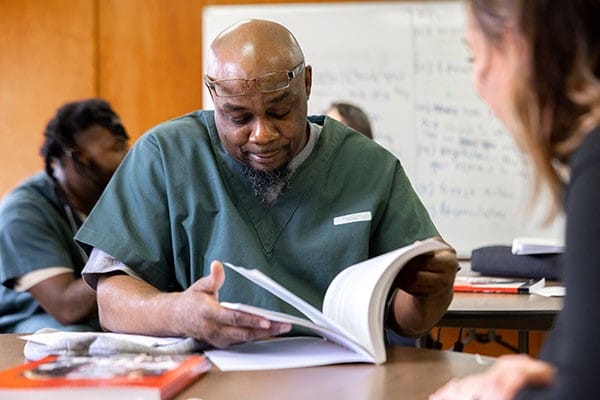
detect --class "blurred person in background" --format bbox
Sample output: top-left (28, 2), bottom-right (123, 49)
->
top-left (431, 1), bottom-right (600, 399)
top-left (0, 98), bottom-right (129, 333)
top-left (325, 101), bottom-right (373, 139)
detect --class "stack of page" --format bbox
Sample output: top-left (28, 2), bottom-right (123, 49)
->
top-left (511, 237), bottom-right (565, 255)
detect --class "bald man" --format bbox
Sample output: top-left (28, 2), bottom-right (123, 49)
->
top-left (78, 20), bottom-right (457, 348)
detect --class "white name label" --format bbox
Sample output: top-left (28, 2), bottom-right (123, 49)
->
top-left (333, 211), bottom-right (372, 226)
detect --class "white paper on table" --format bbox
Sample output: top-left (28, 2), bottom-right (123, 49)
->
top-left (205, 336), bottom-right (372, 371)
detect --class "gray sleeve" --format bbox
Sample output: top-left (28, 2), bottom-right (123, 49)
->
top-left (82, 248), bottom-right (143, 290)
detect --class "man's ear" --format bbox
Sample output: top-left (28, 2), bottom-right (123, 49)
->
top-left (304, 65), bottom-right (313, 100)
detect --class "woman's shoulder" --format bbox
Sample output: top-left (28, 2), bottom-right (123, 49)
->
top-left (570, 125), bottom-right (600, 176)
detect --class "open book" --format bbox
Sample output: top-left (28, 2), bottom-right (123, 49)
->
top-left (204, 238), bottom-right (449, 371)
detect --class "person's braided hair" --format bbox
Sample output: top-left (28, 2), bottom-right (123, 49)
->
top-left (40, 98), bottom-right (129, 187)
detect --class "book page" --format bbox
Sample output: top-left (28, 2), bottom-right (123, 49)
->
top-left (205, 337), bottom-right (372, 371)
top-left (322, 239), bottom-right (448, 363)
top-left (223, 263), bottom-right (356, 341)
top-left (220, 302), bottom-right (370, 359)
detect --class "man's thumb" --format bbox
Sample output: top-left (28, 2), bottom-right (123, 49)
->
top-left (196, 260), bottom-right (225, 295)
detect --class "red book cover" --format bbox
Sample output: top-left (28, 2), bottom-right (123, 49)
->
top-left (453, 277), bottom-right (545, 294)
top-left (0, 353), bottom-right (210, 400)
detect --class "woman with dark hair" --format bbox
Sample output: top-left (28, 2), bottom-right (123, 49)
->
top-left (431, 1), bottom-right (599, 399)
top-left (0, 98), bottom-right (129, 333)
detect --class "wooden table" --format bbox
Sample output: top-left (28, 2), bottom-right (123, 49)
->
top-left (0, 334), bottom-right (493, 400)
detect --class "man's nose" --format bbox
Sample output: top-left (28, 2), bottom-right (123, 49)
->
top-left (251, 118), bottom-right (279, 143)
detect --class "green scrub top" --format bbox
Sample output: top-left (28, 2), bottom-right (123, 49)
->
top-left (77, 111), bottom-right (438, 316)
top-left (0, 173), bottom-right (87, 331)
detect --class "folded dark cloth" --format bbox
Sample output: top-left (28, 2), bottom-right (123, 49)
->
top-left (471, 246), bottom-right (563, 281)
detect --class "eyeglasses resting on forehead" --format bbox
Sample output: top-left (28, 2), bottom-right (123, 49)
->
top-left (204, 62), bottom-right (305, 98)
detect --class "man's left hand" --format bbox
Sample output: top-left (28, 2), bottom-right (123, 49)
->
top-left (395, 246), bottom-right (458, 298)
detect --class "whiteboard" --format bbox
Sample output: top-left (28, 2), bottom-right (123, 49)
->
top-left (202, 1), bottom-right (564, 257)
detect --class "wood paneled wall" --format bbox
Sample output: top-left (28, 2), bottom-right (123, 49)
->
top-left (97, 0), bottom-right (204, 141)
top-left (0, 0), bottom-right (96, 196)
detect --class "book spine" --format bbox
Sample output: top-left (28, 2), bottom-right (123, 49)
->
top-left (453, 286), bottom-right (519, 294)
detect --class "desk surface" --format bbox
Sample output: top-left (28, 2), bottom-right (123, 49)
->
top-left (443, 267), bottom-right (564, 331)
top-left (0, 334), bottom-right (492, 400)
top-left (449, 288), bottom-right (563, 313)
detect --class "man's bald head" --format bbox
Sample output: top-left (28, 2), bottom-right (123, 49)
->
top-left (206, 19), bottom-right (312, 180)
top-left (207, 19), bottom-right (305, 80)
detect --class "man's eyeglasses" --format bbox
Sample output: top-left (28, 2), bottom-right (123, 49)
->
top-left (204, 62), bottom-right (305, 97)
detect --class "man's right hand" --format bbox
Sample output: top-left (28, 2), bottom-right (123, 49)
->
top-left (175, 260), bottom-right (291, 348)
